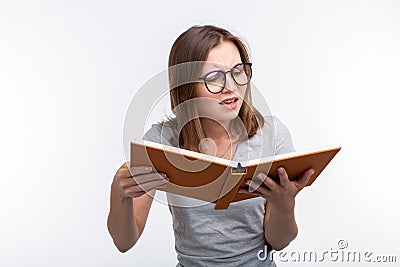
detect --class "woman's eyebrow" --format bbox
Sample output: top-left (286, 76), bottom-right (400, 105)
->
top-left (206, 62), bottom-right (242, 70)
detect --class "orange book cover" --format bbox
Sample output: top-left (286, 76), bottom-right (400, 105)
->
top-left (130, 140), bottom-right (341, 209)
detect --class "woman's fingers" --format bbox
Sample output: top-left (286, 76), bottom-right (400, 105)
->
top-left (293, 168), bottom-right (315, 190)
top-left (250, 173), bottom-right (277, 190)
top-left (129, 166), bottom-right (153, 176)
top-left (114, 164), bottom-right (152, 180)
top-left (244, 173), bottom-right (275, 197)
top-left (238, 187), bottom-right (263, 197)
top-left (119, 172), bottom-right (167, 189)
top-left (115, 165), bottom-right (157, 183)
top-left (241, 168), bottom-right (316, 202)
top-left (114, 162), bottom-right (169, 199)
top-left (277, 167), bottom-right (290, 186)
top-left (125, 178), bottom-right (169, 197)
top-left (131, 172), bottom-right (167, 185)
top-left (259, 173), bottom-right (277, 190)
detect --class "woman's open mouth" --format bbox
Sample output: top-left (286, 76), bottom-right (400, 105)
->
top-left (219, 97), bottom-right (239, 109)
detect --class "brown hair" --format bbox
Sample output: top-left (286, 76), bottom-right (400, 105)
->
top-left (165, 25), bottom-right (264, 150)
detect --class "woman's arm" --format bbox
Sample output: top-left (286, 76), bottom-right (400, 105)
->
top-left (107, 181), bottom-right (151, 252)
top-left (263, 197), bottom-right (297, 250)
top-left (107, 162), bottom-right (168, 252)
top-left (240, 167), bottom-right (314, 250)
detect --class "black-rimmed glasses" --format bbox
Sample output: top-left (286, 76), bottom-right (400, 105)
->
top-left (198, 62), bottom-right (252, 94)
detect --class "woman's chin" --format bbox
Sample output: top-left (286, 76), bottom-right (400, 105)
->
top-left (197, 102), bottom-right (242, 122)
top-left (216, 111), bottom-right (240, 123)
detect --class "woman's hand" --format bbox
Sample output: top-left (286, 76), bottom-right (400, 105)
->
top-left (239, 167), bottom-right (315, 210)
top-left (112, 161), bottom-right (169, 201)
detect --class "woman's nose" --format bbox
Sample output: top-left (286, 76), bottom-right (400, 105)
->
top-left (222, 75), bottom-right (238, 93)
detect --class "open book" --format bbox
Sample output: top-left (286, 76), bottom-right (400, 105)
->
top-left (130, 140), bottom-right (341, 209)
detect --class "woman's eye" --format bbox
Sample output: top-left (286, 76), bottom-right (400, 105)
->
top-left (233, 71), bottom-right (243, 77)
top-left (207, 76), bottom-right (218, 82)
top-left (206, 72), bottom-right (223, 82)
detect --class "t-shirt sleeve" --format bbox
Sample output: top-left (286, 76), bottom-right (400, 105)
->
top-left (141, 123), bottom-right (163, 143)
top-left (141, 122), bottom-right (177, 146)
top-left (273, 116), bottom-right (295, 155)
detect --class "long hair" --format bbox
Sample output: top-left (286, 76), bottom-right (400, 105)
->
top-left (166, 25), bottom-right (264, 150)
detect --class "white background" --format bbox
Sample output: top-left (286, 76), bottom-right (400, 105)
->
top-left (1, 0), bottom-right (399, 266)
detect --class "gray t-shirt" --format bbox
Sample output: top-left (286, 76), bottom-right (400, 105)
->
top-left (142, 116), bottom-right (295, 267)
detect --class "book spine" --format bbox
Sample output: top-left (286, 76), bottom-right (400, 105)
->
top-left (214, 163), bottom-right (247, 210)
top-left (231, 162), bottom-right (247, 174)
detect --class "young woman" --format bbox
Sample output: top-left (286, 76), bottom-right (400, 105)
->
top-left (107, 25), bottom-right (314, 266)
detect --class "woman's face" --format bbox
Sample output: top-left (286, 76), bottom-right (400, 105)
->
top-left (194, 41), bottom-right (247, 124)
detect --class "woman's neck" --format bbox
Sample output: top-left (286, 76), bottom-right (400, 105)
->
top-left (200, 118), bottom-right (232, 141)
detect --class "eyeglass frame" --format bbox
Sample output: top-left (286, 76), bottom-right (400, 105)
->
top-left (197, 62), bottom-right (253, 94)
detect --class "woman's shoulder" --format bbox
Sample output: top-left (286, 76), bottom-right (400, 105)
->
top-left (141, 117), bottom-right (179, 146)
top-left (259, 115), bottom-right (289, 134)
top-left (259, 115), bottom-right (295, 154)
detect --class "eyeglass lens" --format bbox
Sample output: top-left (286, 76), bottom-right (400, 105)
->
top-left (204, 63), bottom-right (251, 93)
